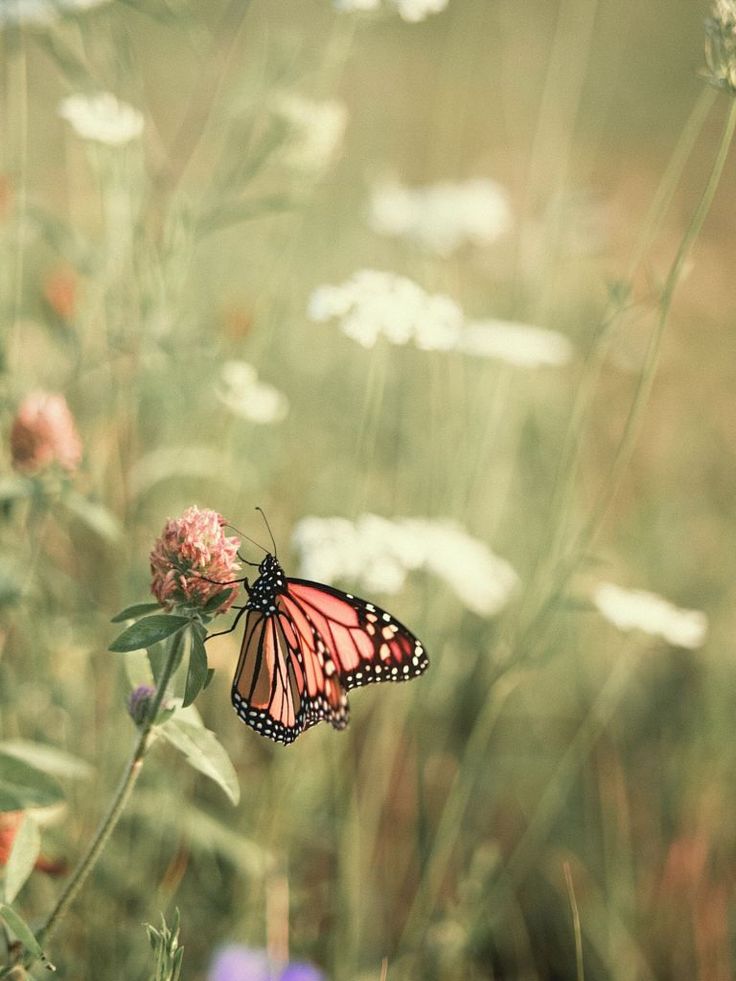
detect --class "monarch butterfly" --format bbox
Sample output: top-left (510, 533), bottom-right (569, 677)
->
top-left (209, 514), bottom-right (429, 745)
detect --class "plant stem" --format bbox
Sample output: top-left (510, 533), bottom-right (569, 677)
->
top-left (21, 629), bottom-right (187, 968)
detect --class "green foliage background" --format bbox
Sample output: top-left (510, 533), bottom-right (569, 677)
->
top-left (2, 0), bottom-right (736, 978)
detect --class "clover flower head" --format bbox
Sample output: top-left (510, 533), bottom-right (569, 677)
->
top-left (10, 391), bottom-right (83, 475)
top-left (149, 506), bottom-right (241, 615)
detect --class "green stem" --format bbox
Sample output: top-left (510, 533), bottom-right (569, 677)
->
top-left (22, 628), bottom-right (187, 968)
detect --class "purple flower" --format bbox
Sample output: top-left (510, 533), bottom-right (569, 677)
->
top-left (208, 946), bottom-right (325, 981)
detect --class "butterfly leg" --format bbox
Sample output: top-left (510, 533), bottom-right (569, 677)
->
top-left (206, 603), bottom-right (249, 641)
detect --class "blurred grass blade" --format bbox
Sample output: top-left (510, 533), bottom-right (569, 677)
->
top-left (0, 741), bottom-right (92, 781)
top-left (4, 815), bottom-right (40, 904)
top-left (0, 753), bottom-right (65, 813)
top-left (62, 491), bottom-right (123, 544)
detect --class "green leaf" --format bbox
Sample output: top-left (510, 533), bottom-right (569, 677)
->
top-left (0, 903), bottom-right (43, 959)
top-left (183, 630), bottom-right (209, 708)
top-left (0, 476), bottom-right (32, 504)
top-left (109, 615), bottom-right (190, 653)
top-left (203, 667), bottom-right (215, 690)
top-left (4, 815), bottom-right (40, 904)
top-left (159, 719), bottom-right (240, 805)
top-left (111, 602), bottom-right (163, 623)
top-left (0, 753), bottom-right (65, 813)
top-left (0, 740), bottom-right (92, 781)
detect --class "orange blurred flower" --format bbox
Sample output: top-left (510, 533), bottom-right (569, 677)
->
top-left (43, 267), bottom-right (78, 321)
top-left (0, 811), bottom-right (66, 877)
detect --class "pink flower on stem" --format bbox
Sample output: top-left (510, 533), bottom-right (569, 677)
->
top-left (149, 505), bottom-right (241, 615)
top-left (10, 392), bottom-right (83, 475)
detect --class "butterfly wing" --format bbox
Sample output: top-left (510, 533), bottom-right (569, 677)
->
top-left (231, 607), bottom-right (348, 745)
top-left (281, 579), bottom-right (429, 691)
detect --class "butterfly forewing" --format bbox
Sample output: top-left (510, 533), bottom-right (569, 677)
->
top-left (282, 579), bottom-right (429, 690)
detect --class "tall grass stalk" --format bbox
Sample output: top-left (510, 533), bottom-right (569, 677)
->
top-left (19, 630), bottom-right (187, 971)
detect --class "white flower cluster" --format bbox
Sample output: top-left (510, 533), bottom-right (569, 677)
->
top-left (216, 361), bottom-right (289, 425)
top-left (593, 582), bottom-right (708, 650)
top-left (308, 269), bottom-right (573, 366)
top-left (334, 0), bottom-right (449, 22)
top-left (58, 92), bottom-right (144, 146)
top-left (369, 178), bottom-right (512, 256)
top-left (457, 320), bottom-right (574, 368)
top-left (292, 514), bottom-right (519, 616)
top-left (0, 0), bottom-right (109, 26)
top-left (274, 95), bottom-right (348, 172)
top-left (308, 270), bottom-right (463, 351)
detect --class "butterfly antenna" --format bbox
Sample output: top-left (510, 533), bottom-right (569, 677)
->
top-left (255, 507), bottom-right (278, 558)
top-left (222, 522), bottom-right (267, 565)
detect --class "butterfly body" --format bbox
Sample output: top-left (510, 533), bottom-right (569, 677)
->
top-left (229, 553), bottom-right (428, 744)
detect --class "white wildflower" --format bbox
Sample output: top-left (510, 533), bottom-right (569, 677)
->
top-left (334, 0), bottom-right (448, 20)
top-left (216, 361), bottom-right (289, 425)
top-left (292, 514), bottom-right (519, 616)
top-left (370, 178), bottom-right (512, 256)
top-left (274, 95), bottom-right (347, 172)
top-left (0, 0), bottom-right (109, 25)
top-left (593, 582), bottom-right (708, 650)
top-left (58, 92), bottom-right (144, 146)
top-left (457, 320), bottom-right (574, 368)
top-left (308, 269), bottom-right (463, 351)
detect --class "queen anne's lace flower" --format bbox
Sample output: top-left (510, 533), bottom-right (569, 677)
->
top-left (456, 320), bottom-right (574, 368)
top-left (274, 95), bottom-right (347, 172)
top-left (10, 392), bottom-right (83, 475)
top-left (59, 92), bottom-right (144, 146)
top-left (370, 178), bottom-right (512, 255)
top-left (308, 270), bottom-right (463, 351)
top-left (216, 361), bottom-right (289, 424)
top-left (293, 514), bottom-right (518, 616)
top-left (149, 506), bottom-right (241, 615)
top-left (334, 0), bottom-right (447, 21)
top-left (0, 0), bottom-right (109, 25)
top-left (593, 582), bottom-right (708, 649)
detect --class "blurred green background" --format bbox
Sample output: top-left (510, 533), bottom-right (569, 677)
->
top-left (2, 0), bottom-right (736, 977)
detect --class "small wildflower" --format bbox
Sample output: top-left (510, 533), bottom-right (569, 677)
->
top-left (334, 0), bottom-right (447, 21)
top-left (127, 685), bottom-right (157, 727)
top-left (593, 582), bottom-right (708, 649)
top-left (293, 514), bottom-right (519, 616)
top-left (369, 177), bottom-right (512, 255)
top-left (0, 0), bottom-right (109, 25)
top-left (456, 320), bottom-right (574, 368)
top-left (149, 506), bottom-right (241, 615)
top-left (10, 391), bottom-right (83, 475)
top-left (59, 92), bottom-right (144, 146)
top-left (208, 945), bottom-right (325, 981)
top-left (274, 95), bottom-right (347, 172)
top-left (308, 269), bottom-right (463, 351)
top-left (216, 361), bottom-right (289, 425)
top-left (705, 0), bottom-right (736, 92)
